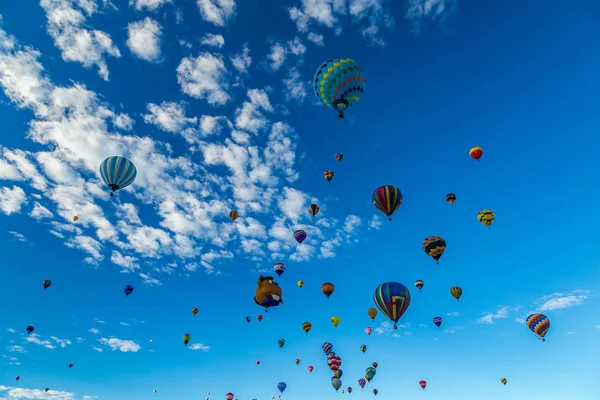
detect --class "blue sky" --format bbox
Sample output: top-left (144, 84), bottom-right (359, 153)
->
top-left (0, 0), bottom-right (599, 399)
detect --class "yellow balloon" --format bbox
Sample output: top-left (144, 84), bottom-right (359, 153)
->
top-left (331, 316), bottom-right (340, 327)
top-left (450, 286), bottom-right (463, 301)
top-left (477, 209), bottom-right (495, 228)
top-left (297, 280), bottom-right (304, 288)
top-left (72, 216), bottom-right (78, 222)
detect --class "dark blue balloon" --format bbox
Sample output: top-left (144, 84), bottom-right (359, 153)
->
top-left (277, 382), bottom-right (286, 393)
top-left (124, 284), bottom-right (134, 297)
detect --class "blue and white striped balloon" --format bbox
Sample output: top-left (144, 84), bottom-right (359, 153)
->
top-left (99, 156), bottom-right (137, 196)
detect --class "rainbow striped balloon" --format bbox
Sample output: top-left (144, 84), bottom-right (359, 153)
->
top-left (526, 313), bottom-right (550, 341)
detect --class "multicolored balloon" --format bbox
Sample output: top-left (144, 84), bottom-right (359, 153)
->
top-left (229, 210), bottom-right (238, 222)
top-left (278, 338), bottom-right (286, 348)
top-left (324, 170), bottom-right (334, 182)
top-left (182, 334), bottom-right (191, 346)
top-left (308, 366), bottom-right (314, 372)
top-left (477, 210), bottom-right (495, 228)
top-left (294, 230), bottom-right (307, 244)
top-left (360, 344), bottom-right (367, 353)
top-left (308, 204), bottom-right (320, 217)
top-left (347, 387), bottom-right (353, 394)
top-left (469, 146), bottom-right (483, 160)
top-left (334, 369), bottom-right (343, 379)
top-left (526, 313), bottom-right (550, 341)
top-left (365, 327), bottom-right (372, 335)
top-left (321, 282), bottom-right (335, 299)
top-left (366, 367), bottom-right (376, 381)
top-left (295, 358), bottom-right (300, 365)
top-left (433, 317), bottom-right (442, 327)
top-left (372, 362), bottom-right (378, 368)
top-left (302, 321), bottom-right (312, 333)
top-left (297, 280), bottom-right (304, 288)
top-left (257, 315), bottom-right (263, 322)
top-left (414, 280), bottom-right (424, 291)
top-left (322, 342), bottom-right (333, 355)
top-left (372, 185), bottom-right (402, 221)
top-left (373, 282), bottom-right (411, 329)
top-left (450, 286), bottom-right (463, 301)
top-left (358, 379), bottom-right (366, 389)
top-left (419, 380), bottom-right (427, 390)
top-left (501, 378), bottom-right (507, 385)
top-left (335, 153), bottom-right (343, 161)
top-left (367, 307), bottom-right (378, 321)
top-left (99, 156), bottom-right (137, 197)
top-left (226, 393), bottom-right (234, 400)
top-left (274, 262), bottom-right (285, 277)
top-left (446, 193), bottom-right (456, 205)
top-left (312, 57), bottom-right (366, 119)
top-left (422, 236), bottom-right (446, 264)
top-left (192, 308), bottom-right (199, 316)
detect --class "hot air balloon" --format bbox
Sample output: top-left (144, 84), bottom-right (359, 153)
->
top-left (302, 322), bottom-right (312, 333)
top-left (469, 146), bottom-right (483, 161)
top-left (99, 156), bottom-right (137, 196)
top-left (324, 170), bottom-right (334, 182)
top-left (257, 315), bottom-right (263, 322)
top-left (373, 282), bottom-right (411, 329)
top-left (331, 316), bottom-right (340, 327)
top-left (372, 362), bottom-right (378, 368)
top-left (419, 380), bottom-right (427, 390)
top-left (526, 313), bottom-right (550, 341)
top-left (256, 360), bottom-right (260, 366)
top-left (365, 327), bottom-right (372, 335)
top-left (445, 193), bottom-right (456, 205)
top-left (501, 378), bottom-right (507, 385)
top-left (322, 342), bottom-right (333, 355)
top-left (360, 344), bottom-right (367, 353)
top-left (294, 230), bottom-right (307, 244)
top-left (124, 284), bottom-right (134, 297)
top-left (347, 387), bottom-right (353, 393)
top-left (366, 367), bottom-right (376, 380)
top-left (477, 210), bottom-right (495, 228)
top-left (26, 325), bottom-right (34, 334)
top-left (229, 210), bottom-right (238, 222)
top-left (150, 339), bottom-right (154, 343)
top-left (45, 388), bottom-right (49, 392)
top-left (277, 382), bottom-right (286, 394)
top-left (278, 338), bottom-right (285, 348)
top-left (414, 280), bottom-right (424, 291)
top-left (295, 358), bottom-right (300, 365)
top-left (367, 307), bottom-right (377, 321)
top-left (308, 366), bottom-right (314, 372)
top-left (328, 355), bottom-right (342, 372)
top-left (246, 316), bottom-right (252, 323)
top-left (192, 308), bottom-right (199, 316)
top-left (42, 280), bottom-right (52, 290)
top-left (321, 282), bottom-right (335, 299)
top-left (313, 57), bottom-right (366, 119)
top-left (274, 262), bottom-right (285, 277)
top-left (72, 216), bottom-right (78, 222)
top-left (254, 275), bottom-right (283, 311)
top-left (15, 376), bottom-right (20, 381)
top-left (450, 286), bottom-right (463, 301)
top-left (308, 204), bottom-right (319, 218)
top-left (331, 377), bottom-right (342, 392)
top-left (182, 334), bottom-right (191, 346)
top-left (358, 379), bottom-right (366, 389)
top-left (334, 369), bottom-right (343, 379)
top-left (372, 185), bottom-right (402, 221)
top-left (373, 389), bottom-right (378, 396)
top-left (68, 363), bottom-right (73, 368)
top-left (335, 153), bottom-right (343, 161)
top-left (226, 393), bottom-right (234, 400)
top-left (297, 280), bottom-right (304, 288)
top-left (422, 236), bottom-right (446, 264)
top-left (433, 317), bottom-right (442, 327)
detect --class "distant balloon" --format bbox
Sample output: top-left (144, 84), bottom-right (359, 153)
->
top-left (274, 262), bottom-right (285, 277)
top-left (445, 193), bottom-right (456, 205)
top-left (45, 388), bottom-right (49, 392)
top-left (246, 316), bottom-right (251, 323)
top-left (469, 146), bottom-right (483, 161)
top-left (42, 280), bottom-right (52, 290)
top-left (322, 342), bottom-right (333, 356)
top-left (302, 321), bottom-right (312, 333)
top-left (72, 216), bottom-right (78, 222)
top-left (99, 156), bottom-right (137, 197)
top-left (68, 363), bottom-right (73, 368)
top-left (297, 280), bottom-right (304, 288)
top-left (277, 382), bottom-right (286, 394)
top-left (295, 358), bottom-right (300, 365)
top-left (324, 170), bottom-right (334, 182)
top-left (321, 282), bottom-right (335, 299)
top-left (308, 204), bottom-right (320, 218)
top-left (331, 377), bottom-right (342, 392)
top-left (501, 378), bottom-right (507, 385)
top-left (182, 334), bottom-right (191, 346)
top-left (372, 185), bottom-right (402, 221)
top-left (433, 317), bottom-right (442, 328)
top-left (278, 338), bottom-right (285, 348)
top-left (372, 362), bottom-right (378, 368)
top-left (358, 379), bottom-right (366, 389)
top-left (330, 316), bottom-right (340, 327)
top-left (419, 380), bottom-right (427, 390)
top-left (360, 344), bottom-right (367, 353)
top-left (422, 236), bottom-right (446, 264)
top-left (226, 393), bottom-right (234, 400)
top-left (26, 325), bottom-right (34, 335)
top-left (294, 230), bottom-right (307, 244)
top-left (367, 307), bottom-right (377, 321)
top-left (124, 284), bottom-right (134, 297)
top-left (373, 389), bottom-right (378, 396)
top-left (477, 210), bottom-right (495, 228)
top-left (347, 387), bottom-right (353, 394)
top-left (256, 360), bottom-right (260, 366)
top-left (526, 313), bottom-right (550, 341)
top-left (365, 327), bottom-right (372, 335)
top-left (15, 376), bottom-right (20, 381)
top-left (450, 286), bottom-right (463, 301)
top-left (192, 308), bottom-right (199, 316)
top-left (414, 280), bottom-right (424, 291)
top-left (335, 153), bottom-right (343, 162)
top-left (308, 366), bottom-right (314, 373)
top-left (229, 210), bottom-right (238, 222)
top-left (373, 282), bottom-right (411, 329)
top-left (257, 315), bottom-right (263, 322)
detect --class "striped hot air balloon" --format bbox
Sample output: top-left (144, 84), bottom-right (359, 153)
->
top-left (308, 203), bottom-right (320, 217)
top-left (373, 282), bottom-right (411, 329)
top-left (419, 380), bottom-right (427, 390)
top-left (526, 313), bottom-right (550, 341)
top-left (99, 156), bottom-right (137, 197)
top-left (321, 282), bottom-right (335, 299)
top-left (469, 146), bottom-right (483, 160)
top-left (324, 170), bottom-right (334, 182)
top-left (477, 210), bottom-right (495, 228)
top-left (422, 236), bottom-right (446, 264)
top-left (372, 185), bottom-right (402, 221)
top-left (501, 378), bottom-right (507, 385)
top-left (414, 280), bottom-right (424, 291)
top-left (445, 193), bottom-right (456, 205)
top-left (302, 322), bottom-right (312, 333)
top-left (294, 230), bottom-right (307, 244)
top-left (450, 286), bottom-right (463, 301)
top-left (313, 57), bottom-right (366, 119)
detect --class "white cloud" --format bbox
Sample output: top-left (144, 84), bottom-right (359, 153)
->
top-left (477, 306), bottom-right (521, 324)
top-left (307, 32), bottom-right (324, 45)
top-left (99, 337), bottom-right (141, 352)
top-left (0, 185), bottom-right (27, 215)
top-left (283, 67), bottom-right (307, 102)
top-left (25, 333), bottom-right (71, 349)
top-left (234, 89), bottom-right (273, 134)
top-left (111, 250), bottom-right (140, 272)
top-left (368, 214), bottom-right (383, 230)
top-left (126, 18), bottom-right (163, 63)
top-left (7, 328), bottom-right (16, 333)
top-left (30, 201), bottom-right (54, 220)
top-left (539, 294), bottom-right (588, 311)
top-left (88, 328), bottom-right (100, 335)
top-left (188, 343), bottom-right (210, 351)
top-left (8, 231), bottom-right (27, 242)
top-left (0, 385), bottom-right (78, 399)
top-left (177, 53), bottom-right (231, 105)
top-left (196, 0), bottom-right (236, 27)
top-left (130, 0), bottom-right (173, 12)
top-left (40, 0), bottom-right (121, 80)
top-left (7, 345), bottom-right (26, 353)
top-left (201, 33), bottom-right (225, 48)
top-left (405, 0), bottom-right (458, 35)
top-left (144, 101), bottom-right (197, 133)
top-left (91, 345), bottom-right (103, 352)
top-left (231, 44), bottom-right (252, 73)
top-left (344, 214), bottom-right (361, 232)
top-left (446, 311), bottom-right (460, 316)
top-left (265, 38), bottom-right (306, 72)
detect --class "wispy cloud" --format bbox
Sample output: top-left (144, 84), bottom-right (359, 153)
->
top-left (538, 293), bottom-right (589, 311)
top-left (446, 311), bottom-right (460, 317)
top-left (25, 333), bottom-right (71, 349)
top-left (99, 338), bottom-right (141, 352)
top-left (88, 328), bottom-right (100, 334)
top-left (405, 0), bottom-right (458, 35)
top-left (188, 343), bottom-right (210, 351)
top-left (477, 306), bottom-right (522, 324)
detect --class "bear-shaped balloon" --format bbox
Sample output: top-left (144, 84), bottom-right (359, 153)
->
top-left (254, 275), bottom-right (283, 312)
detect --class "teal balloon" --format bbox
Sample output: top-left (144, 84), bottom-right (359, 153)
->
top-left (99, 156), bottom-right (137, 196)
top-left (373, 282), bottom-right (411, 329)
top-left (312, 57), bottom-right (366, 118)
